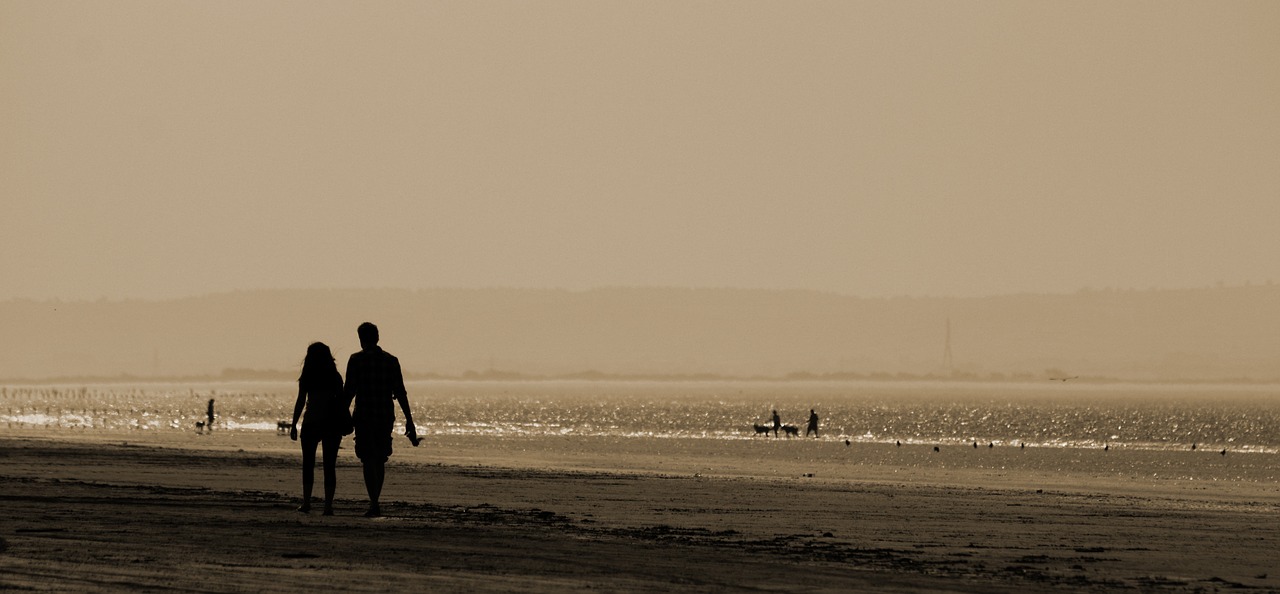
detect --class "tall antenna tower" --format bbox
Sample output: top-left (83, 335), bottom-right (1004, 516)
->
top-left (942, 318), bottom-right (953, 371)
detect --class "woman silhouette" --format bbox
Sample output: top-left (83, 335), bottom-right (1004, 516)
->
top-left (290, 342), bottom-right (348, 515)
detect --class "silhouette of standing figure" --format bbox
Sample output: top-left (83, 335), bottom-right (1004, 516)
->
top-left (806, 409), bottom-right (819, 437)
top-left (290, 342), bottom-right (346, 516)
top-left (206, 399), bottom-right (215, 432)
top-left (345, 322), bottom-right (420, 518)
top-left (771, 409), bottom-right (781, 438)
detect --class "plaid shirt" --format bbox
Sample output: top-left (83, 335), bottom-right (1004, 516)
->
top-left (344, 346), bottom-right (407, 424)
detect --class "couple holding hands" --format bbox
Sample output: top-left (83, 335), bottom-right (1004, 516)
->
top-left (290, 322), bottom-right (421, 517)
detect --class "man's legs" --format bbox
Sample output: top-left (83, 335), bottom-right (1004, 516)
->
top-left (354, 413), bottom-right (393, 517)
top-left (361, 460), bottom-right (385, 517)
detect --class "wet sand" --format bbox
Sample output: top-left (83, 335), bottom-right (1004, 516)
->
top-left (1, 431), bottom-right (1278, 592)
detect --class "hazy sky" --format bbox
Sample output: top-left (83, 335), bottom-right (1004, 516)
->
top-left (4, 1), bottom-right (1278, 301)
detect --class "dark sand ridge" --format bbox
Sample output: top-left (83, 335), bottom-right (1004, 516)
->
top-left (1, 433), bottom-right (1277, 592)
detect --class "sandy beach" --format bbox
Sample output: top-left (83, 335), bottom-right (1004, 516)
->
top-left (2, 430), bottom-right (1278, 593)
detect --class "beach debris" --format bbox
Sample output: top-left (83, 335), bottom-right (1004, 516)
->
top-left (933, 446), bottom-right (940, 452)
top-left (973, 441), bottom-right (978, 449)
top-left (1020, 443), bottom-right (1025, 449)
top-left (988, 442), bottom-right (994, 448)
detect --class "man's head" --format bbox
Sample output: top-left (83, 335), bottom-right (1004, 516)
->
top-left (357, 322), bottom-right (379, 348)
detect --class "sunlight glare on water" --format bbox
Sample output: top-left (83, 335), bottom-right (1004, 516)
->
top-left (1, 381), bottom-right (1277, 453)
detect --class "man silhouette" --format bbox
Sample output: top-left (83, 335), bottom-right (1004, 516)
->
top-left (345, 322), bottom-right (419, 518)
top-left (806, 409), bottom-right (819, 438)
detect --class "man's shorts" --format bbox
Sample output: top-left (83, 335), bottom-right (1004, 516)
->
top-left (353, 412), bottom-right (394, 463)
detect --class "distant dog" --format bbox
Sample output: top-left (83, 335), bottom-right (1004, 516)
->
top-left (195, 421), bottom-right (206, 434)
top-left (781, 425), bottom-right (799, 438)
top-left (276, 420), bottom-right (291, 435)
top-left (752, 423), bottom-right (774, 436)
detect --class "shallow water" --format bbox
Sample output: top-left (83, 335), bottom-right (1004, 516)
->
top-left (2, 380), bottom-right (1277, 454)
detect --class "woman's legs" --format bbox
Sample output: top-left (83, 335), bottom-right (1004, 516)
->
top-left (320, 435), bottom-right (341, 515)
top-left (299, 434), bottom-right (320, 511)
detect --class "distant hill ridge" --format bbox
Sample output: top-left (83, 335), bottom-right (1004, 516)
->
top-left (3, 286), bottom-right (1279, 381)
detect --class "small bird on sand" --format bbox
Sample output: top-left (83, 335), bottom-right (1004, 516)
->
top-left (1104, 444), bottom-right (1109, 451)
top-left (972, 441), bottom-right (978, 449)
top-left (1191, 443), bottom-right (1197, 451)
top-left (933, 446), bottom-right (940, 452)
top-left (1220, 448), bottom-right (1227, 456)
top-left (1020, 443), bottom-right (1025, 450)
top-left (988, 442), bottom-right (994, 448)
top-left (844, 439), bottom-right (851, 446)
top-left (895, 440), bottom-right (901, 447)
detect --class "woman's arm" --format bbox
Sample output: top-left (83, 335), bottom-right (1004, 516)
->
top-left (290, 384), bottom-right (306, 441)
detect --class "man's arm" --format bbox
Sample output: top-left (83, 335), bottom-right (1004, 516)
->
top-left (392, 358), bottom-right (420, 446)
top-left (396, 393), bottom-right (418, 443)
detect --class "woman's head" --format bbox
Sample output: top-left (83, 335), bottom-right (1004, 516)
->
top-left (305, 341), bottom-right (332, 362)
top-left (300, 342), bottom-right (337, 383)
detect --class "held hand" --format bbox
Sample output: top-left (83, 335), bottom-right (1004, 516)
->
top-left (290, 425), bottom-right (298, 441)
top-left (406, 424), bottom-right (422, 447)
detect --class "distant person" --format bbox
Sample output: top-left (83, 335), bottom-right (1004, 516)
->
top-left (345, 322), bottom-right (420, 518)
top-left (290, 342), bottom-right (348, 516)
top-left (771, 409), bottom-right (781, 438)
top-left (206, 398), bottom-right (215, 432)
top-left (806, 409), bottom-right (819, 438)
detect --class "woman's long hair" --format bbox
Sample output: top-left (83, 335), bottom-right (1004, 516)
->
top-left (298, 342), bottom-right (341, 392)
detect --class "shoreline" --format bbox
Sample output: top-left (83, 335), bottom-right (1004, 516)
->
top-left (8, 428), bottom-right (1278, 497)
top-left (2, 433), bottom-right (1278, 592)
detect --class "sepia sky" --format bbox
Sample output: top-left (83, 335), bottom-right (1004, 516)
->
top-left (3, 1), bottom-right (1279, 301)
